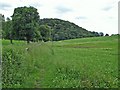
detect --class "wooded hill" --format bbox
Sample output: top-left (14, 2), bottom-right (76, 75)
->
top-left (40, 18), bottom-right (100, 41)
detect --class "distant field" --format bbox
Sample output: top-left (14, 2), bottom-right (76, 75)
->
top-left (2, 36), bottom-right (118, 88)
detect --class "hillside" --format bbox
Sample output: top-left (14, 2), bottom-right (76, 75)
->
top-left (40, 18), bottom-right (99, 41)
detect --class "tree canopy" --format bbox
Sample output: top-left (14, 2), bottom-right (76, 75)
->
top-left (12, 6), bottom-right (40, 43)
top-left (40, 18), bottom-right (102, 41)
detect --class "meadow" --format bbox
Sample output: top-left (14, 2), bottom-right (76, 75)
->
top-left (2, 36), bottom-right (118, 88)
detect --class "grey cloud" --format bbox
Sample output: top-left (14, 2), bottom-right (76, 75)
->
top-left (102, 6), bottom-right (113, 11)
top-left (75, 16), bottom-right (87, 20)
top-left (0, 3), bottom-right (11, 10)
top-left (108, 16), bottom-right (115, 19)
top-left (30, 3), bottom-right (42, 8)
top-left (56, 6), bottom-right (72, 13)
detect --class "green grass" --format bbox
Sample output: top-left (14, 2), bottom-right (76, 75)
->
top-left (2, 36), bottom-right (118, 88)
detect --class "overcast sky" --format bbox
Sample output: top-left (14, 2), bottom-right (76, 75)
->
top-left (0, 0), bottom-right (119, 35)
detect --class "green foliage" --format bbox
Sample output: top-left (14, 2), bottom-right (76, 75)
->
top-left (40, 18), bottom-right (100, 41)
top-left (90, 31), bottom-right (100, 37)
top-left (99, 32), bottom-right (104, 36)
top-left (2, 18), bottom-right (11, 38)
top-left (39, 25), bottom-right (52, 42)
top-left (2, 48), bottom-right (24, 88)
top-left (2, 41), bottom-right (46, 88)
top-left (105, 34), bottom-right (109, 36)
top-left (2, 9), bottom-right (103, 43)
top-left (12, 6), bottom-right (40, 43)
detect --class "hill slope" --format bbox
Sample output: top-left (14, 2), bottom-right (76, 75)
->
top-left (40, 18), bottom-right (99, 41)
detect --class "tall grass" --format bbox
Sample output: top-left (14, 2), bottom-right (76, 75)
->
top-left (2, 36), bottom-right (118, 88)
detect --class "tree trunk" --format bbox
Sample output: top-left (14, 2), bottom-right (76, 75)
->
top-left (10, 39), bottom-right (13, 44)
top-left (26, 35), bottom-right (30, 44)
top-left (27, 40), bottom-right (30, 44)
top-left (10, 33), bottom-right (13, 44)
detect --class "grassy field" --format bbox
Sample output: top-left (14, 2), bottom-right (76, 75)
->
top-left (2, 36), bottom-right (118, 88)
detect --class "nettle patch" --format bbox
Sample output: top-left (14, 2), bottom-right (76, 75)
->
top-left (2, 48), bottom-right (25, 88)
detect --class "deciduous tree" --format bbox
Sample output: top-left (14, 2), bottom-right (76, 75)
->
top-left (12, 6), bottom-right (40, 43)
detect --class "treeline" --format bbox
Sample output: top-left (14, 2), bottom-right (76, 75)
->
top-left (40, 18), bottom-right (105, 41)
top-left (1, 6), bottom-right (109, 43)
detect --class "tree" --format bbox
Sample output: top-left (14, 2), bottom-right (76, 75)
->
top-left (12, 6), bottom-right (40, 43)
top-left (99, 32), bottom-right (104, 36)
top-left (105, 34), bottom-right (109, 36)
top-left (39, 25), bottom-right (52, 42)
top-left (2, 17), bottom-right (13, 44)
top-left (91, 31), bottom-right (100, 37)
top-left (33, 23), bottom-right (42, 42)
top-left (1, 14), bottom-right (5, 39)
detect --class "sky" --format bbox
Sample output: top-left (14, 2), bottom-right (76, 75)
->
top-left (0, 0), bottom-right (119, 35)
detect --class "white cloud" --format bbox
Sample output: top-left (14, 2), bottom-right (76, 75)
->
top-left (0, 0), bottom-right (119, 34)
